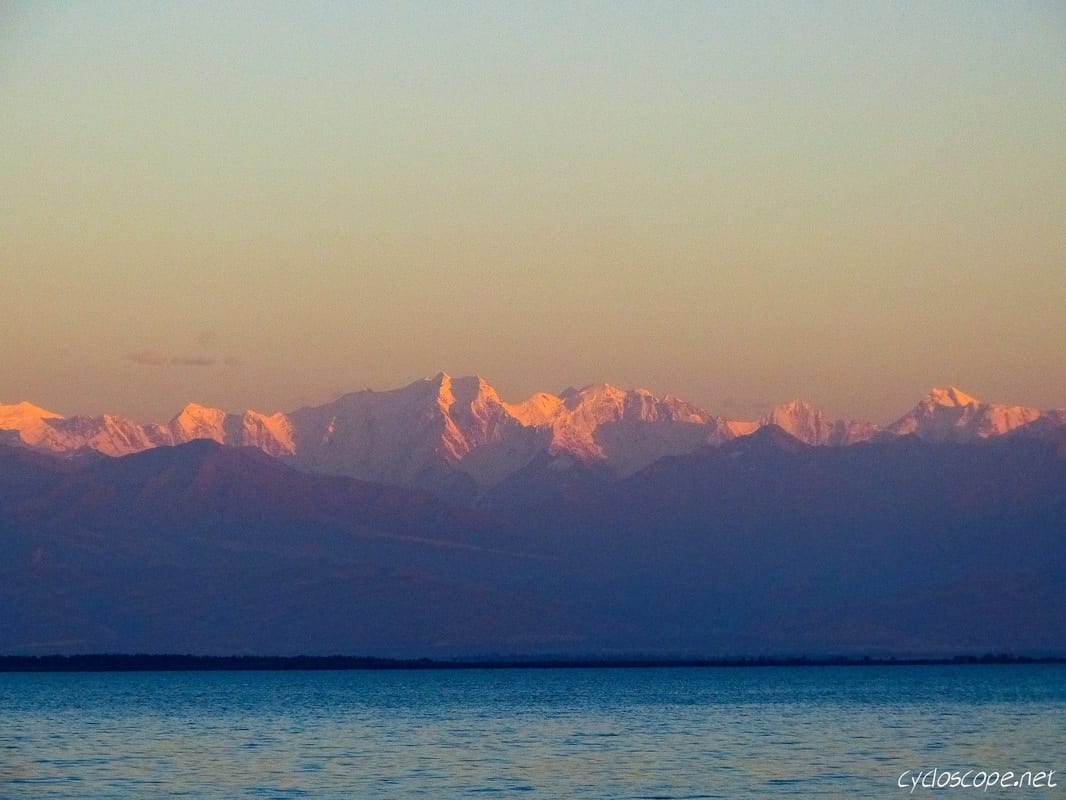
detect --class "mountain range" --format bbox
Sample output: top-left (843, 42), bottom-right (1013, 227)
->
top-left (2, 375), bottom-right (1062, 500)
top-left (1, 375), bottom-right (1063, 658)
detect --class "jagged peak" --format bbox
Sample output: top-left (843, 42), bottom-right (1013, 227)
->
top-left (446, 374), bottom-right (502, 408)
top-left (564, 383), bottom-right (629, 405)
top-left (179, 401), bottom-right (215, 412)
top-left (0, 401), bottom-right (64, 425)
top-left (924, 387), bottom-right (978, 408)
top-left (173, 402), bottom-right (226, 419)
top-left (521, 390), bottom-right (561, 403)
top-left (242, 408), bottom-right (286, 421)
top-left (577, 382), bottom-right (624, 395)
top-left (420, 372), bottom-right (496, 403)
top-left (414, 373), bottom-right (503, 410)
top-left (449, 373), bottom-right (493, 391)
top-left (765, 399), bottom-right (822, 417)
top-left (506, 392), bottom-right (564, 427)
top-left (381, 372), bottom-right (451, 395)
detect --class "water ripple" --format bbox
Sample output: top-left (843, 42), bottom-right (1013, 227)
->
top-left (0, 665), bottom-right (1063, 798)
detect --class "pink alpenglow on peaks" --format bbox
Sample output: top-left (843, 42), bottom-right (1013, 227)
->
top-left (0, 401), bottom-right (66, 449)
top-left (2, 378), bottom-right (1063, 493)
top-left (762, 400), bottom-right (877, 447)
top-left (927, 387), bottom-right (979, 407)
top-left (0, 401), bottom-right (63, 427)
top-left (169, 403), bottom-right (228, 443)
top-left (886, 387), bottom-right (1042, 443)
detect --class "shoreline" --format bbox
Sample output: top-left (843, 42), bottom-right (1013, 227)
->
top-left (1, 653), bottom-right (1063, 672)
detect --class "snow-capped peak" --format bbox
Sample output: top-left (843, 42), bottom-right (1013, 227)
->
top-left (505, 392), bottom-right (565, 427)
top-left (761, 400), bottom-right (876, 446)
top-left (765, 399), bottom-right (820, 419)
top-left (6, 377), bottom-right (1061, 495)
top-left (174, 402), bottom-right (225, 418)
top-left (887, 386), bottom-right (1040, 442)
top-left (168, 403), bottom-right (228, 443)
top-left (562, 383), bottom-right (628, 411)
top-left (763, 400), bottom-right (827, 438)
top-left (925, 387), bottom-right (978, 408)
top-left (424, 371), bottom-right (451, 390)
top-left (0, 401), bottom-right (64, 429)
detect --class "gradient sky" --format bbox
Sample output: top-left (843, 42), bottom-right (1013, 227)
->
top-left (3, 1), bottom-right (1064, 423)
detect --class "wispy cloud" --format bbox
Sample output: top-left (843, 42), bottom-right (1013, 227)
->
top-left (126, 350), bottom-right (217, 368)
top-left (126, 330), bottom-right (244, 368)
top-left (169, 356), bottom-right (216, 367)
top-left (127, 350), bottom-right (168, 366)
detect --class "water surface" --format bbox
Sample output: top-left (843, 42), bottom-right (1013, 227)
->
top-left (2, 665), bottom-right (1063, 798)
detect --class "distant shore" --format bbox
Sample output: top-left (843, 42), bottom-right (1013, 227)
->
top-left (1, 653), bottom-right (1063, 672)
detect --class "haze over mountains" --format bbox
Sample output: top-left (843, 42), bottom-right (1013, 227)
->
top-left (2, 374), bottom-right (1062, 499)
top-left (2, 375), bottom-right (1063, 658)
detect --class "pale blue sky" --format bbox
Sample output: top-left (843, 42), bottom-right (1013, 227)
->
top-left (3, 2), bottom-right (1064, 422)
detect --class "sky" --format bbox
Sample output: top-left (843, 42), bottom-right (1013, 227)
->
top-left (3, 1), bottom-right (1064, 424)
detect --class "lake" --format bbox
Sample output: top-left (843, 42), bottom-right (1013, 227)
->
top-left (1, 665), bottom-right (1063, 798)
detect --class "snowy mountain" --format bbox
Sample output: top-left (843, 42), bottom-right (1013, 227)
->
top-left (884, 387), bottom-right (1043, 442)
top-left (0, 401), bottom-right (65, 449)
top-left (514, 383), bottom-right (736, 477)
top-left (762, 400), bottom-right (877, 446)
top-left (284, 373), bottom-right (538, 496)
top-left (0, 401), bottom-right (62, 429)
top-left (166, 404), bottom-right (295, 457)
top-left (282, 375), bottom-right (736, 492)
top-left (2, 380), bottom-right (1062, 494)
top-left (0, 401), bottom-right (293, 459)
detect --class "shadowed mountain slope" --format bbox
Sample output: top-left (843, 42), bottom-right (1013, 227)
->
top-left (0, 442), bottom-right (578, 656)
top-left (1, 427), bottom-right (1064, 657)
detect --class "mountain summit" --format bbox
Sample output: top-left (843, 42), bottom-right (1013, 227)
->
top-left (926, 386), bottom-right (978, 407)
top-left (886, 387), bottom-right (1042, 442)
top-left (1, 379), bottom-right (1062, 495)
top-left (761, 400), bottom-right (876, 446)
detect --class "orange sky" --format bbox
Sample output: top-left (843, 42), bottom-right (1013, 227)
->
top-left (2, 3), bottom-right (1065, 423)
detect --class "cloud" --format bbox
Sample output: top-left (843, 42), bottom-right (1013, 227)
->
top-left (128, 349), bottom-right (168, 366)
top-left (169, 356), bottom-right (216, 367)
top-left (126, 350), bottom-right (216, 367)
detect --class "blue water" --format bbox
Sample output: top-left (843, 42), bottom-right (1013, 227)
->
top-left (1, 665), bottom-right (1063, 798)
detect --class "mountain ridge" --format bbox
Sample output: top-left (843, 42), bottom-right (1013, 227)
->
top-left (2, 377), bottom-right (1062, 496)
top-left (3, 429), bottom-right (1062, 656)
